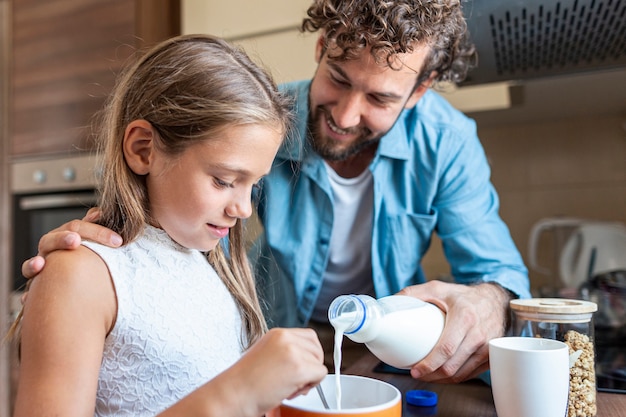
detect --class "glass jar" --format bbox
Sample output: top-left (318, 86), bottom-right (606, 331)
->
top-left (510, 298), bottom-right (598, 417)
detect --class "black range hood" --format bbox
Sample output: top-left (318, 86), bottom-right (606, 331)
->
top-left (462, 0), bottom-right (626, 85)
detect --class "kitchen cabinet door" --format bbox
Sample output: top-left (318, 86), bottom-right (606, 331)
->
top-left (0, 1), bottom-right (10, 413)
top-left (10, 0), bottom-right (180, 157)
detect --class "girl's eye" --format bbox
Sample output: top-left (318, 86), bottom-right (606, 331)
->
top-left (214, 178), bottom-right (232, 188)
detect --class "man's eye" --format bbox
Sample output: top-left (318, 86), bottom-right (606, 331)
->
top-left (369, 95), bottom-right (389, 106)
top-left (331, 75), bottom-right (349, 87)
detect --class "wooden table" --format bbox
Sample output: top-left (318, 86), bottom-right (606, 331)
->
top-left (345, 353), bottom-right (626, 417)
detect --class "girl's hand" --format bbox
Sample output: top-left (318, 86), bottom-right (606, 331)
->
top-left (210, 328), bottom-right (328, 416)
top-left (157, 328), bottom-right (327, 417)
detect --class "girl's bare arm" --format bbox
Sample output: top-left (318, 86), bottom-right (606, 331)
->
top-left (13, 246), bottom-right (116, 417)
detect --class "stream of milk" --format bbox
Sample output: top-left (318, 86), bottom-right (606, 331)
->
top-left (331, 314), bottom-right (354, 410)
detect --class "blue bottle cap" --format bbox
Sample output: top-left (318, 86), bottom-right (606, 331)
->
top-left (406, 389), bottom-right (438, 407)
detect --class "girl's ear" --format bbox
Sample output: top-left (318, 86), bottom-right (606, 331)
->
top-left (123, 120), bottom-right (156, 175)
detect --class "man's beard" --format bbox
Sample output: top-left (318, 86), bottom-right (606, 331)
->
top-left (307, 107), bottom-right (381, 162)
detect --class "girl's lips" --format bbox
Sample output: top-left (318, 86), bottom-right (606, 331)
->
top-left (207, 223), bottom-right (230, 239)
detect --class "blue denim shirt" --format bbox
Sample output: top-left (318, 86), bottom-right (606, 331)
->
top-left (250, 80), bottom-right (530, 328)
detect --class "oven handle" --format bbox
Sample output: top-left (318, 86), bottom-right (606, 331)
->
top-left (18, 192), bottom-right (98, 211)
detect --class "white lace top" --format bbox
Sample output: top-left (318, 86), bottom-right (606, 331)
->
top-left (82, 225), bottom-right (244, 416)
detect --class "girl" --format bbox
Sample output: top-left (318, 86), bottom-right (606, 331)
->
top-left (10, 34), bottom-right (326, 417)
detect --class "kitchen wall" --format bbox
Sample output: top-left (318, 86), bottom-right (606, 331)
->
top-left (423, 68), bottom-right (626, 292)
top-left (182, 0), bottom-right (317, 83)
top-left (421, 113), bottom-right (626, 293)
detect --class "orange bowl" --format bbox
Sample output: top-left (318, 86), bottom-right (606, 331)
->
top-left (278, 374), bottom-right (401, 417)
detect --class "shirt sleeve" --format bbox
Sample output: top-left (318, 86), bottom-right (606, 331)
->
top-left (433, 122), bottom-right (531, 299)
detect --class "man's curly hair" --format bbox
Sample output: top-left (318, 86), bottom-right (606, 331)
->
top-left (301, 0), bottom-right (477, 85)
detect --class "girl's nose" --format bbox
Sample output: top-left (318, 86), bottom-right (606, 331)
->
top-left (225, 190), bottom-right (253, 220)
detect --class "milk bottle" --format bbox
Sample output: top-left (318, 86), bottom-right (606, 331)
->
top-left (328, 294), bottom-right (446, 369)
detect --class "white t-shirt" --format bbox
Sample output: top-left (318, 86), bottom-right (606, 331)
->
top-left (311, 163), bottom-right (375, 321)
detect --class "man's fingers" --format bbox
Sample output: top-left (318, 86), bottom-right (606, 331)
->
top-left (396, 281), bottom-right (450, 311)
top-left (37, 230), bottom-right (82, 257)
top-left (23, 214), bottom-right (122, 282)
top-left (85, 223), bottom-right (123, 247)
top-left (38, 221), bottom-right (123, 255)
top-left (21, 256), bottom-right (45, 280)
top-left (83, 207), bottom-right (102, 222)
top-left (410, 325), bottom-right (465, 379)
top-left (22, 231), bottom-right (81, 280)
top-left (413, 340), bottom-right (489, 383)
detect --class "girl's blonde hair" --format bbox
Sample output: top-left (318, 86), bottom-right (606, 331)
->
top-left (9, 34), bottom-right (291, 348)
top-left (97, 34), bottom-right (293, 347)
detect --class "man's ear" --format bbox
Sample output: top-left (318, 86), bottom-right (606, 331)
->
top-left (315, 34), bottom-right (325, 63)
top-left (123, 120), bottom-right (156, 175)
top-left (405, 72), bottom-right (437, 109)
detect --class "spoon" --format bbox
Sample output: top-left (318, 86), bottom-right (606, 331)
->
top-left (316, 384), bottom-right (330, 409)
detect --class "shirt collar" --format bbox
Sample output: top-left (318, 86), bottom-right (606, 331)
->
top-left (376, 112), bottom-right (410, 161)
top-left (276, 80), bottom-right (312, 162)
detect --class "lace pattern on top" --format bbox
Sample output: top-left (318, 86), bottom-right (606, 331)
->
top-left (83, 226), bottom-right (244, 416)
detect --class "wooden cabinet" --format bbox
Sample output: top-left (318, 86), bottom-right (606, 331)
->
top-left (0, 0), bottom-right (10, 412)
top-left (10, 0), bottom-right (180, 157)
top-left (0, 2), bottom-right (180, 415)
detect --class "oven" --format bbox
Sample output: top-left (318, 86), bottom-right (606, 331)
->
top-left (8, 154), bottom-right (99, 413)
top-left (10, 155), bottom-right (99, 293)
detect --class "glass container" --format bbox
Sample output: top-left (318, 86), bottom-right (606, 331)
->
top-left (510, 298), bottom-right (598, 417)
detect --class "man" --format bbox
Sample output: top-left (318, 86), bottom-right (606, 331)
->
top-left (23, 0), bottom-right (530, 383)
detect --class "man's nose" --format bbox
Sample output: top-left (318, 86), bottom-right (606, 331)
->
top-left (331, 93), bottom-right (363, 129)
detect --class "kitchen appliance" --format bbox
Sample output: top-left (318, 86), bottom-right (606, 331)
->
top-left (10, 154), bottom-right (99, 292)
top-left (8, 154), bottom-right (99, 413)
top-left (528, 217), bottom-right (626, 394)
top-left (462, 0), bottom-right (626, 86)
top-left (528, 217), bottom-right (626, 289)
top-left (581, 271), bottom-right (626, 330)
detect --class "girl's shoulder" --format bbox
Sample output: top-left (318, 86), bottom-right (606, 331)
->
top-left (32, 245), bottom-right (117, 330)
top-left (41, 244), bottom-right (110, 285)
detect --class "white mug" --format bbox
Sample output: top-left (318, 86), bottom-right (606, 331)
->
top-left (489, 337), bottom-right (569, 417)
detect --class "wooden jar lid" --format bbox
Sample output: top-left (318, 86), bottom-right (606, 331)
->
top-left (510, 298), bottom-right (597, 314)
